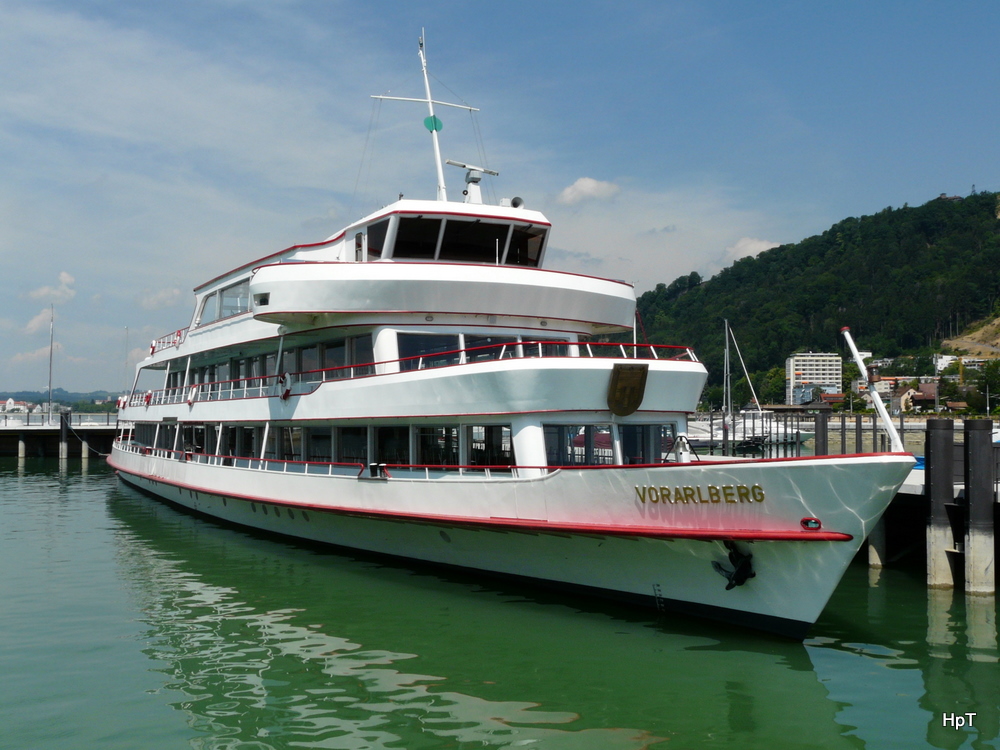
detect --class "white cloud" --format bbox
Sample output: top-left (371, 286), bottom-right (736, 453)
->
top-left (28, 272), bottom-right (75, 305)
top-left (11, 342), bottom-right (60, 364)
top-left (556, 177), bottom-right (621, 205)
top-left (542, 185), bottom-right (781, 292)
top-left (139, 288), bottom-right (183, 311)
top-left (24, 308), bottom-right (52, 335)
top-left (719, 237), bottom-right (780, 267)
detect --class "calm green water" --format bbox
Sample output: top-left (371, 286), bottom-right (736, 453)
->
top-left (1, 458), bottom-right (997, 749)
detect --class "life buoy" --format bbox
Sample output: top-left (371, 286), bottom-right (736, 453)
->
top-left (278, 372), bottom-right (292, 400)
top-left (149, 341), bottom-right (156, 356)
top-left (187, 386), bottom-right (198, 406)
top-left (143, 392), bottom-right (152, 407)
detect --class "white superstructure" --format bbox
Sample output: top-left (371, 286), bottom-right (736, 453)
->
top-left (109, 37), bottom-right (914, 638)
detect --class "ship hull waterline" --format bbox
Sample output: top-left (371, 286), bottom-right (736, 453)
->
top-left (109, 447), bottom-right (914, 639)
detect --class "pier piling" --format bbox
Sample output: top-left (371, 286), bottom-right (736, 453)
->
top-left (964, 419), bottom-right (995, 595)
top-left (58, 411), bottom-right (69, 460)
top-left (926, 419), bottom-right (957, 588)
top-left (814, 413), bottom-right (828, 456)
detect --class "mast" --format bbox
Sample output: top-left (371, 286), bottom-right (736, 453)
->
top-left (418, 35), bottom-right (447, 202)
top-left (372, 32), bottom-right (480, 203)
top-left (723, 319), bottom-right (732, 417)
top-left (48, 304), bottom-right (54, 426)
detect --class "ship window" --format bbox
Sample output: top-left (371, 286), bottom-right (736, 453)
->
top-left (467, 425), bottom-right (512, 467)
top-left (505, 226), bottom-right (546, 267)
top-left (376, 426), bottom-right (410, 465)
top-left (337, 426), bottom-right (367, 464)
top-left (620, 424), bottom-right (676, 464)
top-left (416, 426), bottom-right (459, 466)
top-left (544, 425), bottom-right (615, 466)
top-left (219, 280), bottom-right (250, 318)
top-left (523, 338), bottom-right (569, 357)
top-left (464, 335), bottom-right (519, 362)
top-left (323, 340), bottom-right (346, 370)
top-left (299, 346), bottom-right (321, 381)
top-left (197, 292), bottom-right (219, 325)
top-left (438, 220), bottom-right (510, 263)
top-left (349, 335), bottom-right (374, 373)
top-left (319, 336), bottom-right (372, 378)
top-left (393, 217), bottom-right (441, 259)
top-left (367, 219), bottom-right (389, 259)
top-left (398, 333), bottom-right (460, 370)
top-left (306, 428), bottom-right (331, 462)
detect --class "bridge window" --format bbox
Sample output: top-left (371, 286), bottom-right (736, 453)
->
top-left (506, 225), bottom-right (545, 267)
top-left (438, 220), bottom-right (510, 263)
top-left (393, 217), bottom-right (441, 259)
top-left (367, 219), bottom-right (389, 259)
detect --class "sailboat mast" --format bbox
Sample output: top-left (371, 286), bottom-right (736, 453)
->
top-left (418, 34), bottom-right (447, 202)
top-left (723, 319), bottom-right (731, 416)
top-left (48, 304), bottom-right (54, 425)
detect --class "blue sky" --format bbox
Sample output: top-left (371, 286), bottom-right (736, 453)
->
top-left (2, 1), bottom-right (999, 391)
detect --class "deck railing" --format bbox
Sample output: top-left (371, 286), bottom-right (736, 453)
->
top-left (150, 328), bottom-right (189, 355)
top-left (129, 341), bottom-right (697, 408)
top-left (113, 440), bottom-right (548, 479)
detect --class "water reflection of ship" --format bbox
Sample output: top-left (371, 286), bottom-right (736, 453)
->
top-left (108, 484), bottom-right (863, 749)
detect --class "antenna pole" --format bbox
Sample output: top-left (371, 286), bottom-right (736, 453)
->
top-left (419, 34), bottom-right (447, 202)
top-left (48, 304), bottom-right (54, 426)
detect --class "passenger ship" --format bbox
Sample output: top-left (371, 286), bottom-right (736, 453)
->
top-left (110, 39), bottom-right (914, 638)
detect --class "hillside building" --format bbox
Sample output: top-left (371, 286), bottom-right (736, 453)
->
top-left (786, 352), bottom-right (843, 405)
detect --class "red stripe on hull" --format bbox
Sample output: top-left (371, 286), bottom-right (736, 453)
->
top-left (111, 460), bottom-right (853, 543)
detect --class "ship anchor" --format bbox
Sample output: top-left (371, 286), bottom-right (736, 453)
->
top-left (712, 541), bottom-right (756, 590)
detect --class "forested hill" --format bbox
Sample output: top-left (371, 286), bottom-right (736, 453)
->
top-left (638, 191), bottom-right (1000, 385)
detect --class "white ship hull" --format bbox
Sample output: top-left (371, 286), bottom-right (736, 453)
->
top-left (110, 445), bottom-right (913, 637)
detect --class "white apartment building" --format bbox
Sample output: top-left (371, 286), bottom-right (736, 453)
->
top-left (785, 352), bottom-right (843, 405)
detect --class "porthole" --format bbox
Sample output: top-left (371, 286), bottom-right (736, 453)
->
top-left (262, 505), bottom-right (268, 515)
top-left (288, 509), bottom-right (295, 520)
top-left (251, 503), bottom-right (257, 513)
top-left (302, 511), bottom-right (310, 522)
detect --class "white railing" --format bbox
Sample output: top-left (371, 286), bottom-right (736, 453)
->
top-left (129, 341), bottom-right (696, 408)
top-left (113, 440), bottom-right (554, 481)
